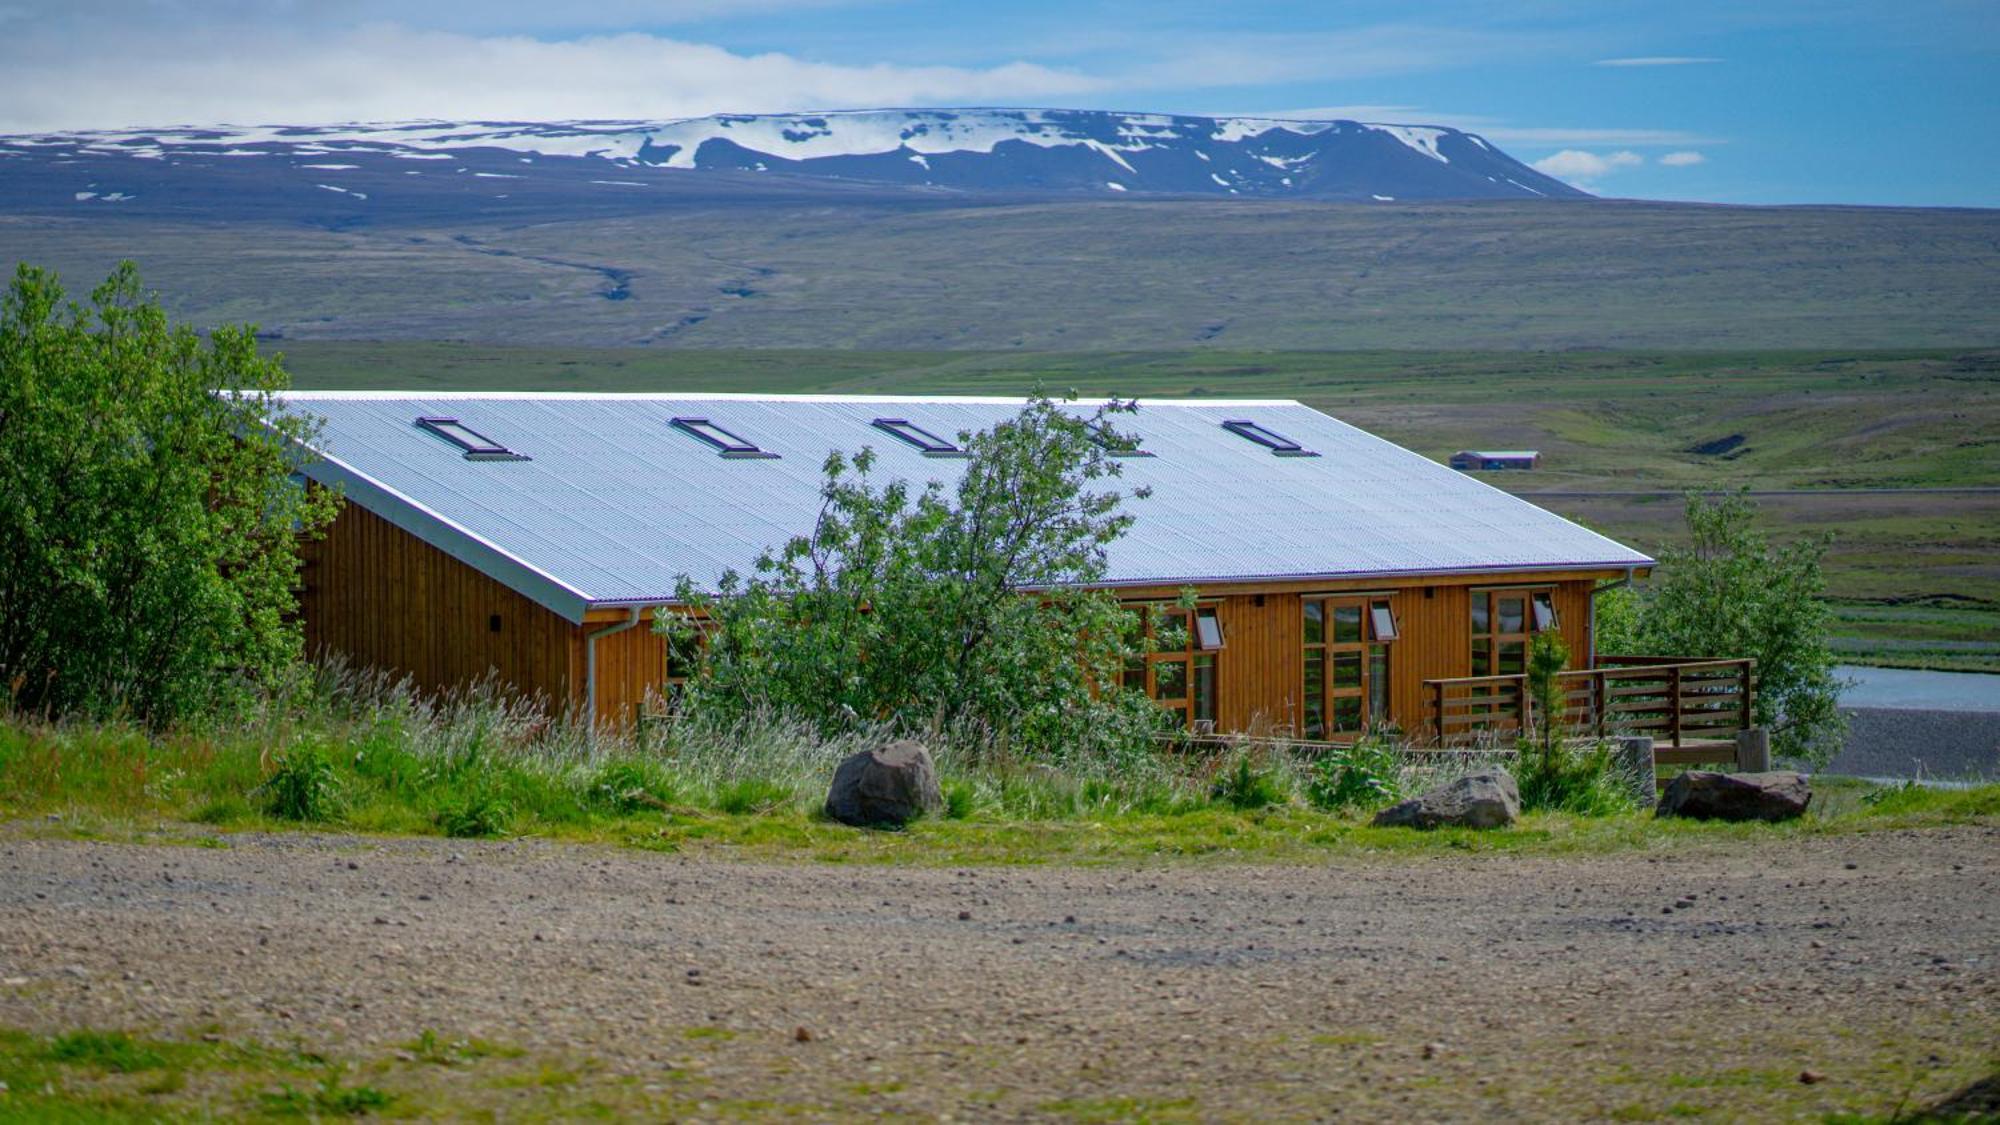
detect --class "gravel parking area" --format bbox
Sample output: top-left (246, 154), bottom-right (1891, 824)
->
top-left (2, 825), bottom-right (1996, 1120)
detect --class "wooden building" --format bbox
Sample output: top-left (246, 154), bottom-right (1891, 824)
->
top-left (285, 392), bottom-right (1660, 741)
top-left (1449, 449), bottom-right (1540, 472)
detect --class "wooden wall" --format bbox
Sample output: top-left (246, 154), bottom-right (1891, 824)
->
top-left (1143, 575), bottom-right (1602, 739)
top-left (298, 502), bottom-right (577, 710)
top-left (300, 500), bottom-right (1622, 736)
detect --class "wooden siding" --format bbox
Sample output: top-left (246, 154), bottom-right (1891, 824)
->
top-left (298, 501), bottom-right (576, 709)
top-left (586, 614), bottom-right (669, 727)
top-left (1195, 577), bottom-right (1600, 738)
top-left (300, 504), bottom-right (1621, 735)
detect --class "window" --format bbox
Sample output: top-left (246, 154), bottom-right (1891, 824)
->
top-left (672, 417), bottom-right (779, 458)
top-left (1470, 588), bottom-right (1557, 677)
top-left (1532, 591), bottom-right (1558, 631)
top-left (1123, 604), bottom-right (1222, 732)
top-left (415, 416), bottom-right (529, 461)
top-left (1369, 600), bottom-right (1398, 641)
top-left (1222, 419), bottom-right (1319, 457)
top-left (1302, 596), bottom-right (1396, 738)
top-left (871, 418), bottom-right (966, 456)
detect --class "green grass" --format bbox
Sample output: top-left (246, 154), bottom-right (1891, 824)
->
top-left (3, 709), bottom-right (1994, 867)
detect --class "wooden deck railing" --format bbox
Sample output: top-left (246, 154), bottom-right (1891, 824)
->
top-left (1424, 656), bottom-right (1755, 748)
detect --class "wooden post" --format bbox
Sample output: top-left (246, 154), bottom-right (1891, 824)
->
top-left (1617, 736), bottom-right (1656, 804)
top-left (1517, 675), bottom-right (1530, 739)
top-left (1668, 664), bottom-right (1683, 748)
top-left (1593, 670), bottom-right (1607, 739)
top-left (1432, 680), bottom-right (1446, 744)
top-left (1738, 659), bottom-right (1754, 733)
top-left (1735, 728), bottom-right (1771, 772)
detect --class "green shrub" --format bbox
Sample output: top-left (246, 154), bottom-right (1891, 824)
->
top-left (1305, 736), bottom-right (1403, 812)
top-left (434, 790), bottom-right (511, 838)
top-left (1211, 753), bottom-right (1288, 811)
top-left (941, 778), bottom-right (980, 820)
top-left (256, 741), bottom-right (339, 822)
top-left (0, 263), bottom-right (339, 725)
top-left (1516, 739), bottom-right (1635, 816)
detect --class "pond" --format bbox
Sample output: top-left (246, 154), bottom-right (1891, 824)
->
top-left (1836, 665), bottom-right (2000, 713)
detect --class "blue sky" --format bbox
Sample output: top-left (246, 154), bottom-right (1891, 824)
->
top-left (1, 0), bottom-right (1993, 205)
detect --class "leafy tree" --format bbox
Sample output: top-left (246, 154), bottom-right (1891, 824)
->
top-left (1631, 490), bottom-right (1846, 765)
top-left (661, 393), bottom-right (1169, 763)
top-left (0, 262), bottom-right (336, 724)
top-left (1590, 582), bottom-right (1643, 659)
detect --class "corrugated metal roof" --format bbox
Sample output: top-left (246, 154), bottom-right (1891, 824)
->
top-left (279, 392), bottom-right (1653, 623)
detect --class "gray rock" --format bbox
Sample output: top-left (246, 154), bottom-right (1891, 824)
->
top-left (825, 740), bottom-right (944, 828)
top-left (1655, 770), bottom-right (1811, 822)
top-left (1371, 771), bottom-right (1520, 830)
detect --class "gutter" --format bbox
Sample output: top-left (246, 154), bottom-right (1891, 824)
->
top-left (583, 608), bottom-right (643, 728)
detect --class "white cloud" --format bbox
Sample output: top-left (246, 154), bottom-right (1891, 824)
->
top-left (1659, 150), bottom-right (1707, 166)
top-left (0, 23), bottom-right (1105, 132)
top-left (1592, 56), bottom-right (1722, 67)
top-left (1530, 149), bottom-right (1644, 182)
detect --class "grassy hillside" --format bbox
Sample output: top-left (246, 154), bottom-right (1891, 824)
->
top-left (280, 344), bottom-right (2000, 670)
top-left (5, 198), bottom-right (1998, 350)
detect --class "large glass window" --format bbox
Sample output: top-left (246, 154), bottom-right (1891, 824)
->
top-left (1470, 588), bottom-right (1558, 677)
top-left (1124, 604), bottom-right (1223, 731)
top-left (1302, 597), bottom-right (1397, 738)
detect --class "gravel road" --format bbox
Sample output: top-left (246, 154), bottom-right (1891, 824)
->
top-left (2, 826), bottom-right (1996, 1120)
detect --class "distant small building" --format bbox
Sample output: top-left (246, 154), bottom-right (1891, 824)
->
top-left (1450, 450), bottom-right (1539, 472)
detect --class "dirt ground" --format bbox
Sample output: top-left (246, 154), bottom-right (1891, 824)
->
top-left (2, 824), bottom-right (1995, 1121)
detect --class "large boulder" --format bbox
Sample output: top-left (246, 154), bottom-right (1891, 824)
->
top-left (1372, 771), bottom-right (1520, 830)
top-left (825, 740), bottom-right (944, 828)
top-left (1655, 770), bottom-right (1811, 822)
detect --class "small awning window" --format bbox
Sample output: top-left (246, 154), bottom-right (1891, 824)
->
top-left (672, 417), bottom-right (779, 459)
top-left (1194, 607), bottom-right (1224, 650)
top-left (1369, 600), bottom-right (1398, 641)
top-left (1531, 592), bottom-right (1558, 631)
top-left (872, 418), bottom-right (966, 456)
top-left (1222, 419), bottom-right (1318, 457)
top-left (415, 416), bottom-right (529, 461)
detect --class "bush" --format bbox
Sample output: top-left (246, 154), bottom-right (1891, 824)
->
top-left (257, 741), bottom-right (339, 822)
top-left (1211, 753), bottom-right (1289, 810)
top-left (1515, 739), bottom-right (1635, 816)
top-left (0, 262), bottom-right (337, 725)
top-left (1625, 491), bottom-right (1847, 766)
top-left (662, 392), bottom-right (1169, 764)
top-left (1305, 735), bottom-right (1403, 812)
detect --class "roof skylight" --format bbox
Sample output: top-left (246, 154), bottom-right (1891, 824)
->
top-left (672, 417), bottom-right (779, 459)
top-left (871, 417), bottom-right (967, 457)
top-left (1222, 419), bottom-right (1318, 458)
top-left (415, 416), bottom-right (530, 461)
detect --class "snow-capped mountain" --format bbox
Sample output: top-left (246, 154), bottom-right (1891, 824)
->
top-left (0, 108), bottom-right (1584, 218)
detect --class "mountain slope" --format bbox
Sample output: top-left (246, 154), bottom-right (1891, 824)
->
top-left (0, 108), bottom-right (1585, 223)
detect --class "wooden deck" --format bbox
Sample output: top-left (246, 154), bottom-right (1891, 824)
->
top-left (1423, 656), bottom-right (1756, 748)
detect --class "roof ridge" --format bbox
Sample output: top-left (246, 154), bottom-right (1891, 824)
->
top-left (277, 390), bottom-right (1308, 407)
